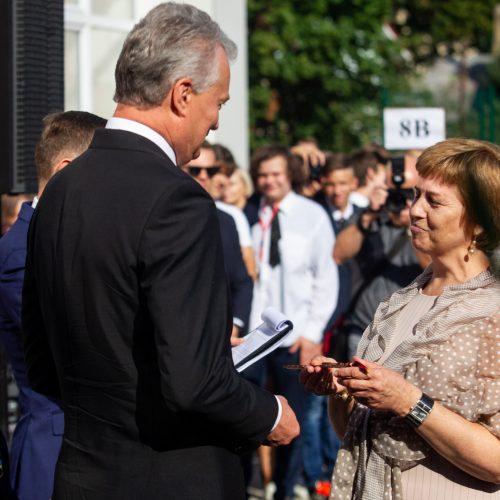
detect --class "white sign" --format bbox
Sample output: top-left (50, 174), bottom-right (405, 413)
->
top-left (383, 107), bottom-right (446, 150)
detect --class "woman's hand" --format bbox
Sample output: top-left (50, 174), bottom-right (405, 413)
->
top-left (335, 356), bottom-right (421, 416)
top-left (299, 356), bottom-right (347, 396)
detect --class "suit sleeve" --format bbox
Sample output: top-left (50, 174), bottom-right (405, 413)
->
top-left (0, 244), bottom-right (31, 389)
top-left (21, 210), bottom-right (61, 399)
top-left (139, 180), bottom-right (277, 447)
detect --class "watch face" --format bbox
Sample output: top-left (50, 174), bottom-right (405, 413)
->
top-left (407, 395), bottom-right (434, 427)
top-left (413, 406), bottom-right (427, 422)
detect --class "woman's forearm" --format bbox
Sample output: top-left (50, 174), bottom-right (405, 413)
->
top-left (416, 402), bottom-right (500, 483)
top-left (328, 395), bottom-right (355, 439)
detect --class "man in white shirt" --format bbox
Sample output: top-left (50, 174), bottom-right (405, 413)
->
top-left (246, 145), bottom-right (339, 500)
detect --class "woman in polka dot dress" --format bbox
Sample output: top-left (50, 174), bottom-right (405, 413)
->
top-left (300, 138), bottom-right (500, 499)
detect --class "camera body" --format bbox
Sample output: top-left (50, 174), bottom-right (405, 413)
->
top-left (385, 156), bottom-right (413, 213)
top-left (308, 163), bottom-right (323, 182)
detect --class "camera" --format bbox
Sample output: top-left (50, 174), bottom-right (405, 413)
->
top-left (308, 163), bottom-right (323, 182)
top-left (385, 156), bottom-right (413, 213)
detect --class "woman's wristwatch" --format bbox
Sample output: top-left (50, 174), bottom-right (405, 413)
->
top-left (405, 393), bottom-right (434, 427)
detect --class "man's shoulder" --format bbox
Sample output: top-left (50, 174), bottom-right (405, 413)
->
top-left (288, 193), bottom-right (333, 224)
top-left (216, 207), bottom-right (237, 231)
top-left (90, 128), bottom-right (172, 161)
top-left (216, 202), bottom-right (247, 226)
top-left (0, 204), bottom-right (32, 263)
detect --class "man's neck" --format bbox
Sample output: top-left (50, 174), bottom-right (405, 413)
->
top-left (113, 103), bottom-right (176, 151)
top-left (329, 198), bottom-right (348, 213)
top-left (266, 190), bottom-right (292, 209)
top-left (108, 108), bottom-right (177, 165)
top-left (267, 198), bottom-right (285, 210)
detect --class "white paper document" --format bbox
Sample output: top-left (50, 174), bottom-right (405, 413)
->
top-left (232, 307), bottom-right (294, 372)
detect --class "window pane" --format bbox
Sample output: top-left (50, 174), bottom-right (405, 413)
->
top-left (91, 0), bottom-right (133, 19)
top-left (64, 30), bottom-right (79, 111)
top-left (91, 29), bottom-right (126, 118)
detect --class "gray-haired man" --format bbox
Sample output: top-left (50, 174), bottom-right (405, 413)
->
top-left (22, 4), bottom-right (299, 500)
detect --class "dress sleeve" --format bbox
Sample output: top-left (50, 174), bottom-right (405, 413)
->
top-left (475, 310), bottom-right (500, 437)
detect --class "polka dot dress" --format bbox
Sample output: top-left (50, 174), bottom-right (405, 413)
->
top-left (329, 268), bottom-right (500, 499)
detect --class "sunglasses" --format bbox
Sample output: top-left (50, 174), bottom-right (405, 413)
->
top-left (187, 166), bottom-right (221, 178)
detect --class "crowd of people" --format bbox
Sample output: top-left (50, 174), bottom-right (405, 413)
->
top-left (0, 2), bottom-right (498, 500)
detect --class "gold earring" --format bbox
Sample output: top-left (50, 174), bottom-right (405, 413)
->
top-left (467, 238), bottom-right (477, 256)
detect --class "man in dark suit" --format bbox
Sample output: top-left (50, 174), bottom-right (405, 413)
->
top-left (182, 144), bottom-right (253, 337)
top-left (22, 4), bottom-right (299, 500)
top-left (0, 111), bottom-right (106, 500)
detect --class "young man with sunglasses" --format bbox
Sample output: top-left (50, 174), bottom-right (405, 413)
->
top-left (183, 143), bottom-right (253, 337)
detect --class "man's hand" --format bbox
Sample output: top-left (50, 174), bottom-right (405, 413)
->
top-left (368, 184), bottom-right (388, 212)
top-left (265, 395), bottom-right (300, 446)
top-left (289, 337), bottom-right (322, 365)
top-left (291, 142), bottom-right (326, 169)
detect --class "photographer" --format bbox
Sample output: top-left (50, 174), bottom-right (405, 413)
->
top-left (333, 153), bottom-right (430, 360)
top-left (291, 138), bottom-right (326, 198)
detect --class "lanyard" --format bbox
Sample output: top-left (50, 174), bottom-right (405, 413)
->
top-left (258, 204), bottom-right (280, 263)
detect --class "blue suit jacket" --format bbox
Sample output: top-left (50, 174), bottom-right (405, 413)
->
top-left (0, 202), bottom-right (63, 500)
top-left (0, 429), bottom-right (15, 499)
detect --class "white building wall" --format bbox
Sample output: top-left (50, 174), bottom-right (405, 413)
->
top-left (65, 0), bottom-right (248, 167)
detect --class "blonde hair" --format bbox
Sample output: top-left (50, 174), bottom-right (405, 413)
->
top-left (232, 168), bottom-right (254, 198)
top-left (416, 138), bottom-right (500, 252)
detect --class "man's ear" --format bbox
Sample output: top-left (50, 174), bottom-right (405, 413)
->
top-left (53, 158), bottom-right (72, 173)
top-left (170, 78), bottom-right (194, 117)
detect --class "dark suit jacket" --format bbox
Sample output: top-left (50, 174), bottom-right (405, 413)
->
top-left (216, 209), bottom-right (252, 333)
top-left (0, 429), bottom-right (15, 499)
top-left (22, 129), bottom-right (278, 500)
top-left (0, 202), bottom-right (63, 500)
top-left (243, 192), bottom-right (261, 227)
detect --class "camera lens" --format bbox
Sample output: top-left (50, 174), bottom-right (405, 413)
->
top-left (386, 188), bottom-right (413, 213)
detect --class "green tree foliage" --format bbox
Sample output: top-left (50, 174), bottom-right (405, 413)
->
top-left (248, 0), bottom-right (498, 152)
top-left (248, 0), bottom-right (409, 152)
top-left (393, 0), bottom-right (497, 62)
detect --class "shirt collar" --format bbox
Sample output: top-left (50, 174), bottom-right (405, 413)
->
top-left (259, 190), bottom-right (297, 217)
top-left (106, 117), bottom-right (177, 166)
top-left (330, 201), bottom-right (354, 221)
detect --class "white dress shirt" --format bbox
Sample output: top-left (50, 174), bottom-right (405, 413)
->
top-left (349, 191), bottom-right (369, 208)
top-left (250, 191), bottom-right (339, 346)
top-left (328, 200), bottom-right (355, 222)
top-left (106, 117), bottom-right (177, 166)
